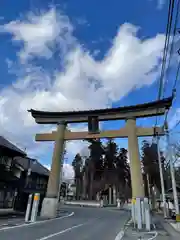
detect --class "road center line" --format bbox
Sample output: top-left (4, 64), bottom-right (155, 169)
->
top-left (36, 222), bottom-right (88, 240)
top-left (0, 212), bottom-right (74, 231)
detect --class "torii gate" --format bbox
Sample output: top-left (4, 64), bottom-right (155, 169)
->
top-left (28, 96), bottom-right (172, 218)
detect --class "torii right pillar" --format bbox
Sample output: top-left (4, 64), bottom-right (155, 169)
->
top-left (126, 118), bottom-right (145, 198)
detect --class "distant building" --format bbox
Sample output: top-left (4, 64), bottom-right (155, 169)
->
top-left (0, 136), bottom-right (49, 211)
top-left (14, 156), bottom-right (49, 212)
top-left (0, 136), bottom-right (26, 209)
top-left (67, 183), bottom-right (76, 199)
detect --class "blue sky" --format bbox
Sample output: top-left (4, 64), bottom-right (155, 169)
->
top-left (0, 0), bottom-right (180, 176)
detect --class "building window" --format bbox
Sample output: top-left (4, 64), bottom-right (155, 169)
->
top-left (0, 156), bottom-right (12, 170)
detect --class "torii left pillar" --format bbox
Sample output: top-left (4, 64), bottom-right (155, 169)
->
top-left (41, 122), bottom-right (66, 218)
top-left (126, 118), bottom-right (145, 198)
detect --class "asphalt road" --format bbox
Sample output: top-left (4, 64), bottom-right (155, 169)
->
top-left (0, 206), bottom-right (130, 240)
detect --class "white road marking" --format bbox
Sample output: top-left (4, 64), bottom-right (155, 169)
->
top-left (115, 219), bottom-right (132, 240)
top-left (0, 218), bottom-right (24, 227)
top-left (36, 222), bottom-right (87, 240)
top-left (0, 212), bottom-right (74, 231)
top-left (114, 230), bottom-right (124, 240)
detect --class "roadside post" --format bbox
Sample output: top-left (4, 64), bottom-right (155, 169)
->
top-left (131, 198), bottom-right (136, 228)
top-left (144, 198), bottom-right (151, 231)
top-left (25, 194), bottom-right (33, 223)
top-left (30, 193), bottom-right (40, 222)
top-left (136, 198), bottom-right (142, 230)
top-left (141, 199), bottom-right (145, 225)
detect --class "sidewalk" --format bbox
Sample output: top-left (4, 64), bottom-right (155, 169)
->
top-left (0, 208), bottom-right (24, 217)
top-left (0, 209), bottom-right (25, 229)
top-left (154, 213), bottom-right (180, 238)
top-left (122, 212), bottom-right (180, 240)
top-left (0, 207), bottom-right (71, 230)
top-left (123, 226), bottom-right (171, 240)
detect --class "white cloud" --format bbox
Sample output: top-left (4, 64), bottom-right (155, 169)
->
top-left (65, 140), bottom-right (88, 158)
top-left (0, 8), bottom-right (73, 62)
top-left (43, 164), bottom-right (51, 170)
top-left (0, 7), bottom-right (167, 165)
top-left (80, 145), bottom-right (90, 158)
top-left (169, 108), bottom-right (180, 130)
top-left (150, 0), bottom-right (166, 10)
top-left (62, 163), bottom-right (74, 180)
top-left (43, 163), bottom-right (74, 181)
top-left (157, 0), bottom-right (166, 9)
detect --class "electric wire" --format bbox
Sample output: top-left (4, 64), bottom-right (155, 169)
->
top-left (157, 0), bottom-right (175, 101)
top-left (162, 0), bottom-right (180, 98)
top-left (154, 0), bottom-right (175, 129)
top-left (154, 0), bottom-right (180, 141)
top-left (163, 60), bottom-right (180, 132)
top-left (161, 0), bottom-right (180, 130)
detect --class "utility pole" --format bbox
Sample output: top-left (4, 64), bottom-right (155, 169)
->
top-left (165, 122), bottom-right (180, 222)
top-left (156, 135), bottom-right (167, 218)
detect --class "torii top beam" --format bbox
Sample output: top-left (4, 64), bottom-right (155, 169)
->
top-left (28, 96), bottom-right (173, 124)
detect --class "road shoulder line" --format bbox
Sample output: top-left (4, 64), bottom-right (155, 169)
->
top-left (114, 218), bottom-right (132, 240)
top-left (0, 212), bottom-right (74, 231)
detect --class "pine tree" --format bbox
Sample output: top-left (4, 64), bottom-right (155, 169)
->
top-left (72, 153), bottom-right (83, 199)
top-left (141, 140), bottom-right (166, 193)
top-left (115, 148), bottom-right (131, 199)
top-left (87, 139), bottom-right (104, 199)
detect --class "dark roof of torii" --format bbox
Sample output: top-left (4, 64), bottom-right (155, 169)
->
top-left (28, 96), bottom-right (173, 124)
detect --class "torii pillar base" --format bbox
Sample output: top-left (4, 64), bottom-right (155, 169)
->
top-left (41, 122), bottom-right (66, 218)
top-left (41, 197), bottom-right (58, 218)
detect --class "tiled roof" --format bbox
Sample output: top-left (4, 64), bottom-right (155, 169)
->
top-left (0, 136), bottom-right (26, 156)
top-left (14, 156), bottom-right (49, 177)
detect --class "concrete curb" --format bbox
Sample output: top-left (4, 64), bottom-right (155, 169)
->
top-left (153, 213), bottom-right (180, 238)
top-left (0, 209), bottom-right (25, 217)
top-left (64, 204), bottom-right (101, 209)
top-left (64, 201), bottom-right (101, 208)
top-left (166, 220), bottom-right (180, 234)
top-left (162, 220), bottom-right (180, 235)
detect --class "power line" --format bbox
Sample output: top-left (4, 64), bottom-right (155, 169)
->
top-left (155, 0), bottom-right (180, 133)
top-left (169, 119), bottom-right (180, 132)
top-left (154, 0), bottom-right (175, 129)
top-left (163, 59), bottom-right (180, 132)
top-left (173, 60), bottom-right (180, 90)
top-left (157, 0), bottom-right (175, 100)
top-left (162, 0), bottom-right (180, 98)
